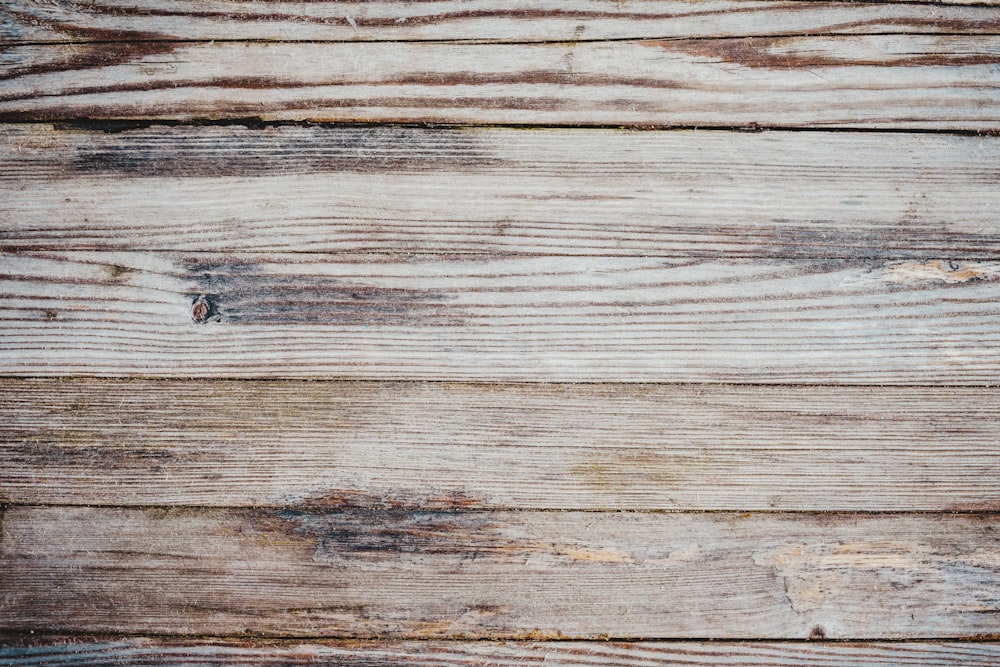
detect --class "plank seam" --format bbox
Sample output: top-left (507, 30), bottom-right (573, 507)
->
top-left (2, 377), bottom-right (998, 388)
top-left (5, 30), bottom-right (1000, 48)
top-left (2, 504), bottom-right (998, 516)
top-left (5, 119), bottom-right (997, 136)
top-left (1, 631), bottom-right (998, 643)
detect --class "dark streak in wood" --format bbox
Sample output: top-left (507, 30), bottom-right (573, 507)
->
top-left (652, 36), bottom-right (1000, 68)
top-left (70, 125), bottom-right (497, 177)
top-left (0, 40), bottom-right (176, 82)
top-left (184, 257), bottom-right (459, 326)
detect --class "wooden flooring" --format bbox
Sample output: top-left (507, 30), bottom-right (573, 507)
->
top-left (1, 0), bottom-right (998, 664)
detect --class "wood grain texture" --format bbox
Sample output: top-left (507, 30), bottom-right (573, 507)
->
top-left (3, 379), bottom-right (1000, 511)
top-left (4, 252), bottom-right (1000, 382)
top-left (5, 0), bottom-right (999, 44)
top-left (3, 638), bottom-right (1000, 667)
top-left (1, 508), bottom-right (998, 638)
top-left (2, 36), bottom-right (998, 127)
top-left (5, 124), bottom-right (1000, 257)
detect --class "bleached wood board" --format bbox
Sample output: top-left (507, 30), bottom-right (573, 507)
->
top-left (4, 252), bottom-right (1000, 382)
top-left (5, 125), bottom-right (1000, 257)
top-left (2, 638), bottom-right (1000, 667)
top-left (3, 379), bottom-right (1000, 511)
top-left (5, 0), bottom-right (999, 44)
top-left (2, 36), bottom-right (998, 127)
top-left (1, 507), bottom-right (997, 638)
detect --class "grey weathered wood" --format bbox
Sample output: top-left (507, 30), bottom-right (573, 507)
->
top-left (2, 36), bottom-right (998, 127)
top-left (3, 379), bottom-right (1000, 511)
top-left (4, 252), bottom-right (1000, 382)
top-left (2, 638), bottom-right (1000, 667)
top-left (5, 0), bottom-right (999, 44)
top-left (4, 125), bottom-right (1000, 257)
top-left (1, 508), bottom-right (997, 638)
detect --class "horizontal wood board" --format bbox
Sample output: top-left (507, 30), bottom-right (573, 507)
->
top-left (1, 508), bottom-right (998, 639)
top-left (4, 125), bottom-right (1000, 257)
top-left (5, 0), bottom-right (1000, 43)
top-left (2, 36), bottom-right (999, 127)
top-left (2, 638), bottom-right (1000, 667)
top-left (4, 251), bottom-right (1000, 382)
top-left (2, 379), bottom-right (999, 511)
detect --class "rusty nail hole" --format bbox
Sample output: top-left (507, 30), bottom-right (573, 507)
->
top-left (808, 625), bottom-right (827, 640)
top-left (191, 295), bottom-right (213, 323)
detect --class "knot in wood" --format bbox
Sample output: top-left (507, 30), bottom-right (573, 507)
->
top-left (191, 295), bottom-right (213, 323)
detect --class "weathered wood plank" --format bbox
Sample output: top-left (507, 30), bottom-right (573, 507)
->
top-left (3, 379), bottom-right (999, 511)
top-left (3, 638), bottom-right (1000, 667)
top-left (4, 252), bottom-right (1000, 382)
top-left (5, 0), bottom-right (999, 44)
top-left (2, 37), bottom-right (998, 127)
top-left (1, 508), bottom-right (997, 638)
top-left (5, 125), bottom-right (1000, 257)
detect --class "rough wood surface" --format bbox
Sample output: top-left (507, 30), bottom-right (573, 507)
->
top-left (2, 36), bottom-right (998, 127)
top-left (4, 125), bottom-right (1000, 257)
top-left (5, 0), bottom-right (1000, 44)
top-left (1, 508), bottom-right (997, 638)
top-left (3, 638), bottom-right (1000, 667)
top-left (4, 252), bottom-right (1000, 382)
top-left (3, 379), bottom-right (1000, 511)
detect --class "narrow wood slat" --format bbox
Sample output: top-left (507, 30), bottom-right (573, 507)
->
top-left (1, 508), bottom-right (997, 638)
top-left (2, 37), bottom-right (998, 127)
top-left (3, 379), bottom-right (999, 511)
top-left (4, 125), bottom-right (1000, 257)
top-left (2, 638), bottom-right (1000, 667)
top-left (4, 252), bottom-right (1000, 383)
top-left (5, 0), bottom-right (998, 43)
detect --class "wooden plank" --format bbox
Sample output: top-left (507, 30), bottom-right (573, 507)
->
top-left (5, 0), bottom-right (999, 44)
top-left (2, 37), bottom-right (998, 127)
top-left (3, 379), bottom-right (1000, 511)
top-left (4, 252), bottom-right (1000, 383)
top-left (1, 508), bottom-right (997, 638)
top-left (3, 638), bottom-right (1000, 667)
top-left (5, 125), bottom-right (1000, 257)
